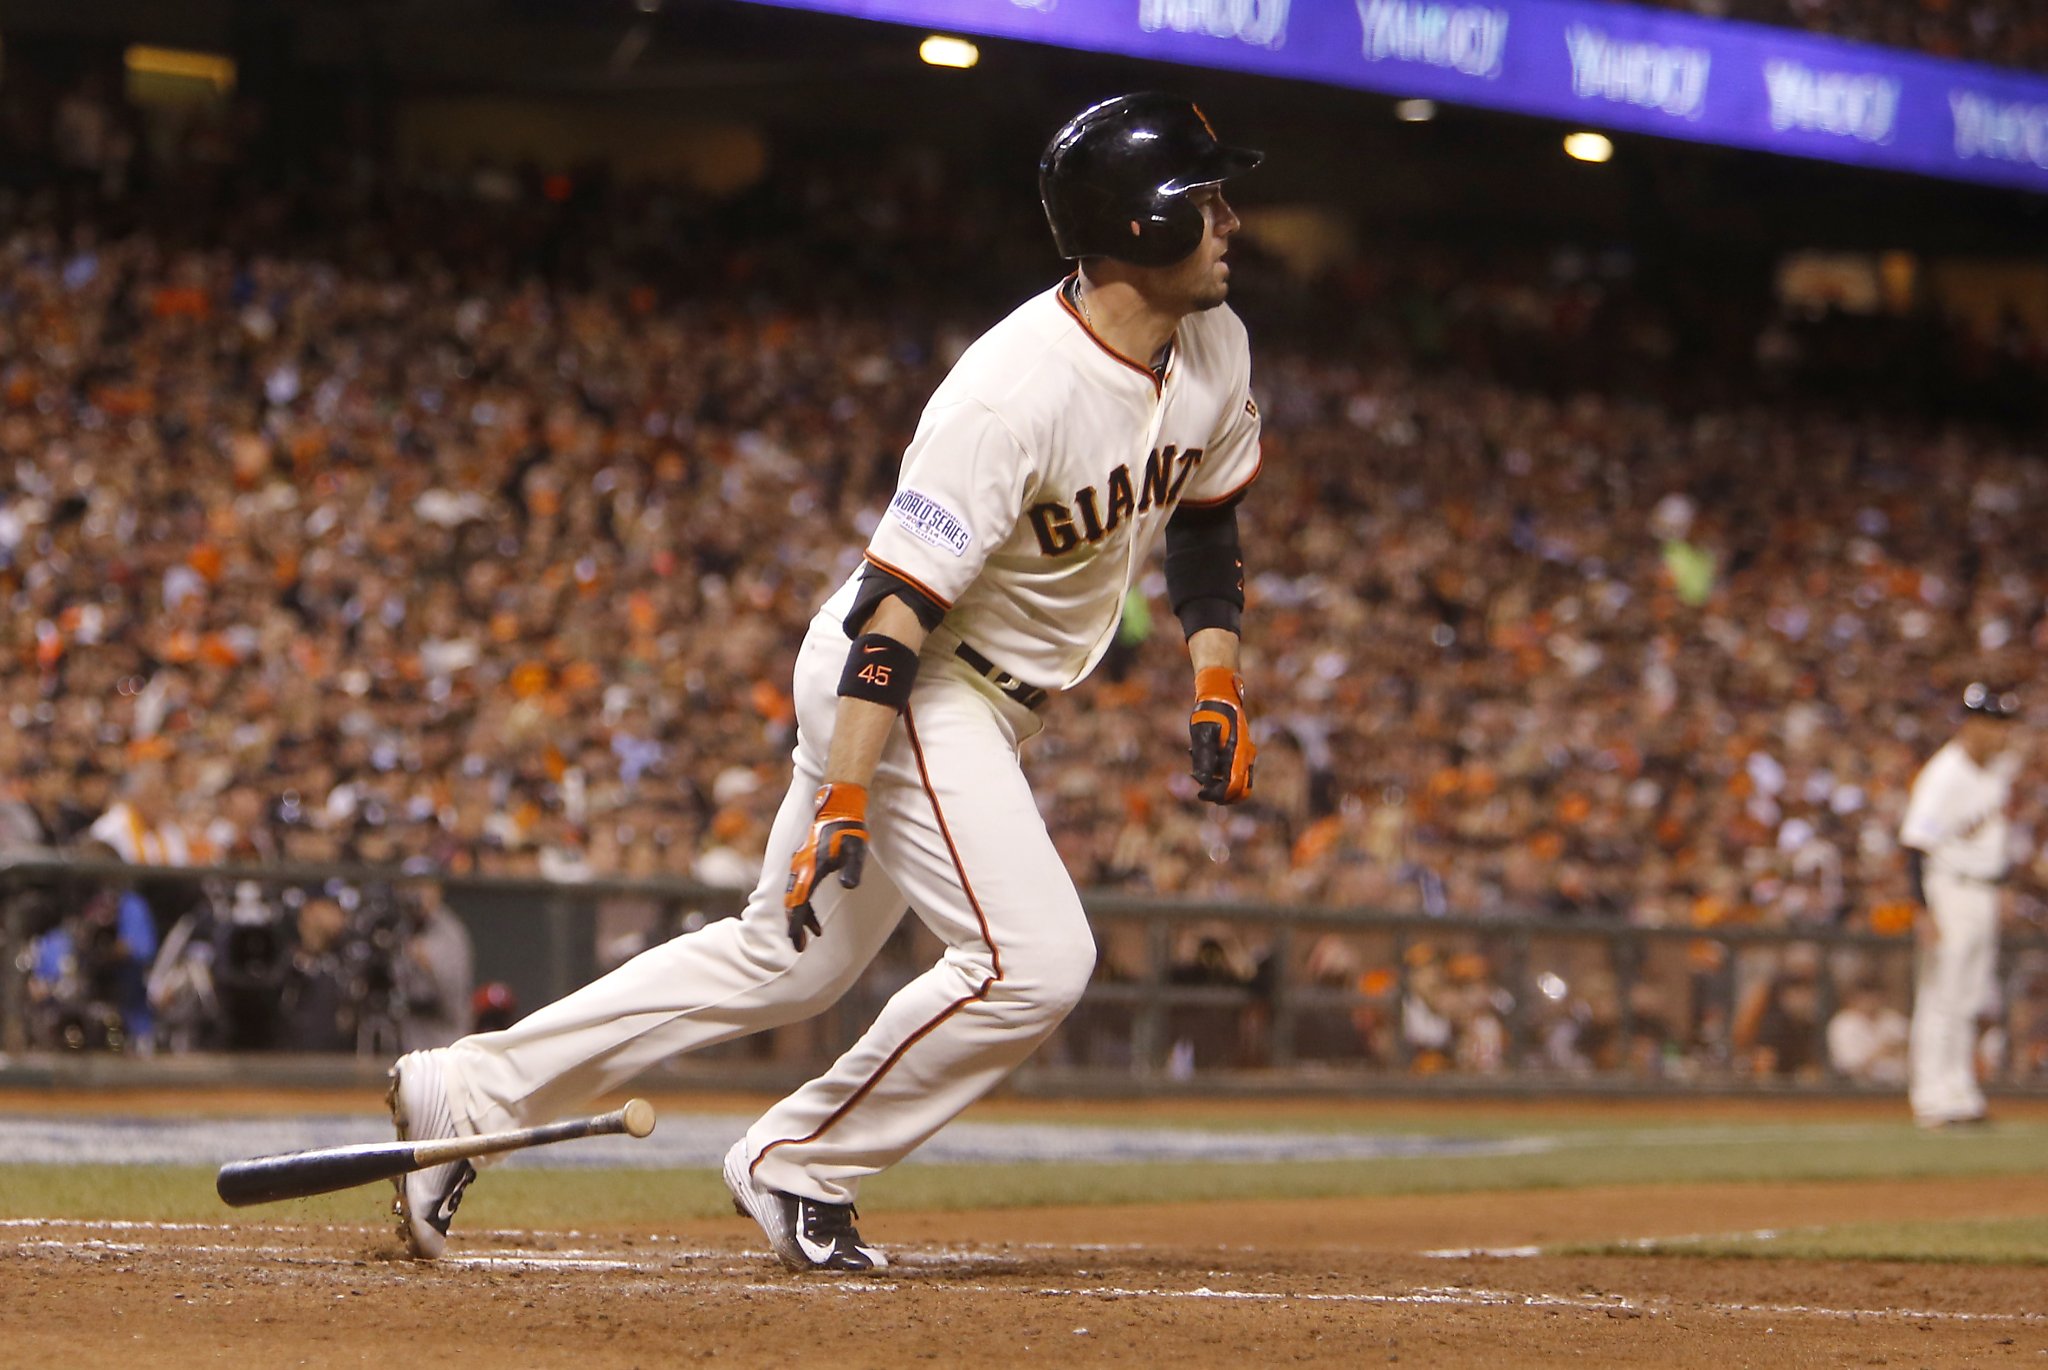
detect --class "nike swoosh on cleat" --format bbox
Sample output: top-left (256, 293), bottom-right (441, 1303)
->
top-left (795, 1229), bottom-right (839, 1265)
top-left (430, 1168), bottom-right (472, 1230)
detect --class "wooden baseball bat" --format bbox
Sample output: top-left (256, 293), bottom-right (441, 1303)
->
top-left (214, 1098), bottom-right (657, 1207)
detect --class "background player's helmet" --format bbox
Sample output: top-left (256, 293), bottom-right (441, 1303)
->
top-left (1039, 93), bottom-right (1262, 268)
top-left (1962, 682), bottom-right (2022, 719)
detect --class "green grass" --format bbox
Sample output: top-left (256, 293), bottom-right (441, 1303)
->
top-left (2, 1120), bottom-right (2042, 1233)
top-left (1571, 1217), bottom-right (2048, 1265)
top-left (868, 1122), bottom-right (2048, 1209)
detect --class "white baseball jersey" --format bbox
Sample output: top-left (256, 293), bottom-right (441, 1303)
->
top-left (829, 278), bottom-right (1262, 688)
top-left (1898, 739), bottom-right (2018, 881)
top-left (1900, 734), bottom-right (2017, 1125)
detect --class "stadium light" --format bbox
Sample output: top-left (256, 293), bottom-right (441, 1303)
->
top-left (1563, 131), bottom-right (1614, 163)
top-left (124, 45), bottom-right (236, 93)
top-left (919, 35), bottom-right (980, 69)
top-left (1393, 99), bottom-right (1436, 123)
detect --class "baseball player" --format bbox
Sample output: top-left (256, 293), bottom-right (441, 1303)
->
top-left (1898, 683), bottom-right (2024, 1128)
top-left (385, 93), bottom-right (1265, 1270)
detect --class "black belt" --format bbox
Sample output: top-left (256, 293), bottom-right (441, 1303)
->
top-left (954, 642), bottom-right (1049, 711)
top-left (1946, 870), bottom-right (2007, 888)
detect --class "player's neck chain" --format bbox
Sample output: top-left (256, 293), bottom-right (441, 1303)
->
top-left (1072, 276), bottom-right (1172, 379)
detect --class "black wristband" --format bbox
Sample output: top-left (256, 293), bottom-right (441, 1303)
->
top-left (838, 634), bottom-right (921, 710)
top-left (1175, 595), bottom-right (1243, 638)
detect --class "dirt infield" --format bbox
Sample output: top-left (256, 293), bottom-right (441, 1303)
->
top-left (9, 1175), bottom-right (2046, 1368)
top-left (6, 1091), bottom-right (2045, 1366)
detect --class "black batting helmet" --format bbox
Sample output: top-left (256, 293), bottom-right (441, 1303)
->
top-left (1039, 93), bottom-right (1262, 268)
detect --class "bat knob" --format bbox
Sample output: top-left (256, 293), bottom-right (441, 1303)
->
top-left (621, 1098), bottom-right (657, 1139)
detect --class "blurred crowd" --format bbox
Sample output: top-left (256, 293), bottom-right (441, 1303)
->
top-left (1072, 920), bottom-right (2048, 1088)
top-left (1638, 0), bottom-right (2048, 73)
top-left (2, 69), bottom-right (2046, 1078)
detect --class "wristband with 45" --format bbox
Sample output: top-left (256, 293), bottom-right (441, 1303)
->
top-left (784, 782), bottom-right (869, 950)
top-left (1189, 666), bottom-right (1256, 804)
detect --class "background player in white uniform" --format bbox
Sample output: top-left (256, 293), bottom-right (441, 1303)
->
top-left (1898, 683), bottom-right (2024, 1128)
top-left (383, 93), bottom-right (1267, 1270)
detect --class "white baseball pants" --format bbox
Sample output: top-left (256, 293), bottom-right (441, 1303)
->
top-left (1908, 869), bottom-right (1998, 1125)
top-left (444, 611), bottom-right (1095, 1204)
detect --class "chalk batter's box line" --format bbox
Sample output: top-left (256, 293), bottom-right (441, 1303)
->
top-left (8, 1219), bottom-right (2044, 1326)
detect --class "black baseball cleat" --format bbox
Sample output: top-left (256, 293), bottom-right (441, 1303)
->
top-left (722, 1140), bottom-right (889, 1271)
top-left (783, 1192), bottom-right (886, 1271)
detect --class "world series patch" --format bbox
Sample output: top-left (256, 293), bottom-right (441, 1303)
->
top-left (886, 488), bottom-right (973, 557)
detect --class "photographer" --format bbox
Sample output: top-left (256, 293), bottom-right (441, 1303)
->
top-left (203, 882), bottom-right (293, 1049)
top-left (26, 842), bottom-right (159, 1052)
top-left (399, 881), bottom-right (474, 1051)
top-left (282, 879), bottom-right (465, 1055)
top-left (280, 895), bottom-right (355, 1052)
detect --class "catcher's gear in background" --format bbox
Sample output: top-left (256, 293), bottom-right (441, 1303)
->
top-left (1189, 667), bottom-right (1255, 804)
top-left (785, 783), bottom-right (869, 949)
top-left (1039, 92), bottom-right (1262, 267)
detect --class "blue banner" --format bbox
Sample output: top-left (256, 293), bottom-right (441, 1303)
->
top-left (739, 0), bottom-right (2048, 194)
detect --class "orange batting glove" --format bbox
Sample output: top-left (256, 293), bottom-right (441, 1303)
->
top-left (1189, 666), bottom-right (1256, 805)
top-left (784, 782), bottom-right (869, 950)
